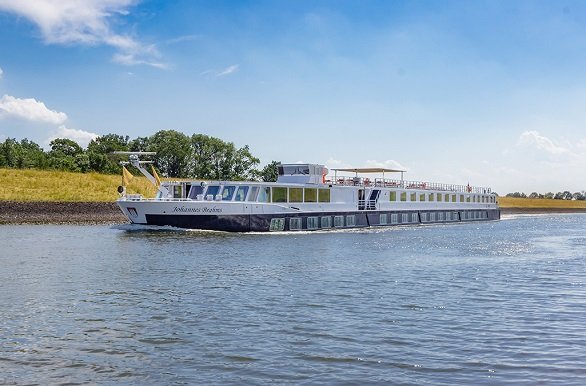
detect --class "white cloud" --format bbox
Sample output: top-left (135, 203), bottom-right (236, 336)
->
top-left (0, 94), bottom-right (67, 124)
top-left (0, 66), bottom-right (3, 79)
top-left (217, 64), bottom-right (239, 77)
top-left (0, 0), bottom-right (165, 68)
top-left (46, 125), bottom-right (98, 148)
top-left (365, 159), bottom-right (409, 171)
top-left (518, 130), bottom-right (570, 155)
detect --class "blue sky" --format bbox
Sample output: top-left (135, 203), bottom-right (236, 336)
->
top-left (1, 0), bottom-right (586, 193)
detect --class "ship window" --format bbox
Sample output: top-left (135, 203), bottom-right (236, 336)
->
top-left (289, 217), bottom-right (302, 230)
top-left (452, 194), bottom-right (456, 202)
top-left (289, 188), bottom-right (303, 203)
top-left (410, 192), bottom-right (417, 201)
top-left (391, 214), bottom-right (398, 224)
top-left (205, 185), bottom-right (220, 198)
top-left (269, 218), bottom-right (285, 231)
top-left (173, 185), bottom-right (183, 199)
top-left (188, 185), bottom-right (204, 199)
top-left (318, 189), bottom-right (331, 203)
top-left (466, 196), bottom-right (471, 203)
top-left (400, 192), bottom-right (407, 201)
top-left (445, 194), bottom-right (450, 202)
top-left (234, 186), bottom-right (249, 201)
top-left (321, 216), bottom-right (332, 228)
top-left (430, 212), bottom-right (436, 221)
top-left (247, 186), bottom-right (259, 201)
top-left (460, 194), bottom-right (464, 202)
top-left (437, 193), bottom-right (442, 202)
top-left (420, 193), bottom-right (426, 202)
top-left (222, 186), bottom-right (236, 200)
top-left (257, 187), bottom-right (271, 202)
top-left (307, 217), bottom-right (319, 229)
top-left (402, 213), bottom-right (409, 223)
top-left (304, 188), bottom-right (317, 202)
top-left (412, 213), bottom-right (418, 222)
top-left (380, 214), bottom-right (388, 225)
top-left (389, 191), bottom-right (397, 201)
top-left (346, 215), bottom-right (356, 227)
top-left (334, 216), bottom-right (344, 227)
top-left (272, 187), bottom-right (287, 203)
top-left (438, 212), bottom-right (444, 221)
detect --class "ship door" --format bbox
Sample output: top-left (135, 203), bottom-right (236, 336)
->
top-left (368, 189), bottom-right (381, 210)
top-left (358, 189), bottom-right (366, 210)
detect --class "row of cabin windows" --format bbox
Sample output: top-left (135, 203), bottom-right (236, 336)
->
top-left (188, 185), bottom-right (331, 203)
top-left (389, 191), bottom-right (496, 203)
top-left (270, 215), bottom-right (356, 231)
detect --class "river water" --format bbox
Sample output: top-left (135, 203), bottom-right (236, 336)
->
top-left (1, 214), bottom-right (585, 385)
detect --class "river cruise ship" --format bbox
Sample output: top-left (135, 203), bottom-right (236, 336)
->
top-left (116, 153), bottom-right (500, 232)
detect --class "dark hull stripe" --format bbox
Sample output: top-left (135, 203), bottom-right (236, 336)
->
top-left (144, 209), bottom-right (501, 232)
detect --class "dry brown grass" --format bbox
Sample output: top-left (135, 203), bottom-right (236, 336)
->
top-left (0, 168), bottom-right (157, 202)
top-left (498, 196), bottom-right (586, 209)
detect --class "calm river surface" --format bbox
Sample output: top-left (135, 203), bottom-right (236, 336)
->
top-left (1, 214), bottom-right (586, 385)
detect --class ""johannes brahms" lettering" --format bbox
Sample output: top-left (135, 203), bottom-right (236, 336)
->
top-left (173, 206), bottom-right (222, 213)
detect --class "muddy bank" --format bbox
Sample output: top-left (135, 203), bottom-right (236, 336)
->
top-left (0, 201), bottom-right (128, 224)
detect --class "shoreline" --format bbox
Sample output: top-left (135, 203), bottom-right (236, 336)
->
top-left (1, 201), bottom-right (585, 225)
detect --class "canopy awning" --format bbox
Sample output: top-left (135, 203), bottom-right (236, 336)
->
top-left (331, 167), bottom-right (405, 173)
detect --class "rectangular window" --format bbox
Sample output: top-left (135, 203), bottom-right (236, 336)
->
top-left (380, 214), bottom-right (388, 225)
top-left (289, 188), bottom-right (303, 203)
top-left (438, 212), bottom-right (444, 221)
top-left (321, 216), bottom-right (332, 228)
top-left (445, 212), bottom-right (451, 221)
top-left (188, 185), bottom-right (204, 199)
top-left (460, 194), bottom-right (464, 202)
top-left (391, 213), bottom-right (399, 224)
top-left (234, 186), bottom-right (249, 201)
top-left (402, 213), bottom-right (409, 223)
top-left (389, 191), bottom-right (397, 201)
top-left (307, 217), bottom-right (319, 229)
top-left (173, 185), bottom-right (183, 199)
top-left (304, 188), bottom-right (317, 202)
top-left (466, 196), bottom-right (471, 203)
top-left (437, 193), bottom-right (442, 202)
top-left (346, 215), bottom-right (356, 227)
top-left (247, 186), bottom-right (259, 201)
top-left (412, 213), bottom-right (418, 223)
top-left (318, 189), bottom-right (331, 203)
top-left (445, 194), bottom-right (450, 202)
top-left (429, 193), bottom-right (435, 202)
top-left (400, 192), bottom-right (407, 201)
top-left (269, 218), bottom-right (285, 231)
top-left (272, 187), bottom-right (287, 203)
top-left (205, 185), bottom-right (220, 199)
top-left (430, 212), bottom-right (436, 221)
top-left (410, 192), bottom-right (417, 201)
top-left (334, 216), bottom-right (345, 227)
top-left (257, 187), bottom-right (270, 202)
top-left (222, 185), bottom-right (236, 200)
top-left (452, 194), bottom-right (456, 203)
top-left (420, 193), bottom-right (426, 202)
top-left (289, 217), bottom-right (302, 230)
top-left (421, 212), bottom-right (428, 222)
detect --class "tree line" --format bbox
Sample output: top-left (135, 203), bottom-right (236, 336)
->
top-left (505, 191), bottom-right (586, 201)
top-left (0, 130), bottom-right (280, 181)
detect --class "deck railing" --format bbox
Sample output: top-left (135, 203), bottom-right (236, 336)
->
top-left (326, 176), bottom-right (491, 194)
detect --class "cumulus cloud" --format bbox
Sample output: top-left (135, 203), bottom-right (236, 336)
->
top-left (0, 94), bottom-right (67, 124)
top-left (0, 0), bottom-right (165, 68)
top-left (46, 125), bottom-right (98, 148)
top-left (518, 130), bottom-right (570, 155)
top-left (217, 64), bottom-right (239, 77)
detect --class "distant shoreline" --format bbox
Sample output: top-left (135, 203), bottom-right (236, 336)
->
top-left (1, 200), bottom-right (585, 225)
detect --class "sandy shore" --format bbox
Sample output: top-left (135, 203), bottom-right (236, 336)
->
top-left (1, 201), bottom-right (585, 225)
top-left (0, 201), bottom-right (128, 224)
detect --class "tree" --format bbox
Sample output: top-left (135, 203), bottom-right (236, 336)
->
top-left (259, 160), bottom-right (280, 182)
top-left (48, 138), bottom-right (85, 172)
top-left (189, 134), bottom-right (260, 180)
top-left (129, 136), bottom-right (150, 152)
top-left (528, 192), bottom-right (539, 199)
top-left (87, 134), bottom-right (129, 174)
top-left (573, 192), bottom-right (585, 201)
top-left (544, 192), bottom-right (554, 199)
top-left (148, 130), bottom-right (191, 177)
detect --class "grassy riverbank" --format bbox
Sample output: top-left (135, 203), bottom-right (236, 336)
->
top-left (498, 196), bottom-right (586, 210)
top-left (0, 168), bottom-right (157, 202)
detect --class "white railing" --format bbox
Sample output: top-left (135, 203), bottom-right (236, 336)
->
top-left (327, 176), bottom-right (491, 194)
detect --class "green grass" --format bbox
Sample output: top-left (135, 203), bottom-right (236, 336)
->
top-left (498, 196), bottom-right (586, 209)
top-left (0, 168), bottom-right (157, 202)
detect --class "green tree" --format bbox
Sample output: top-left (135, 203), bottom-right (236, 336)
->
top-left (129, 136), bottom-right (150, 152)
top-left (189, 134), bottom-right (260, 180)
top-left (48, 138), bottom-right (85, 172)
top-left (259, 160), bottom-right (280, 182)
top-left (87, 134), bottom-right (129, 174)
top-left (148, 130), bottom-right (191, 177)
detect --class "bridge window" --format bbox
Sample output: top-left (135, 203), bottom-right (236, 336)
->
top-left (318, 189), bottom-right (330, 203)
top-left (222, 186), bottom-right (236, 200)
top-left (304, 188), bottom-right (317, 202)
top-left (272, 187), bottom-right (287, 203)
top-left (234, 186), bottom-right (249, 201)
top-left (247, 186), bottom-right (259, 201)
top-left (257, 187), bottom-right (271, 202)
top-left (205, 185), bottom-right (220, 199)
top-left (289, 188), bottom-right (303, 203)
